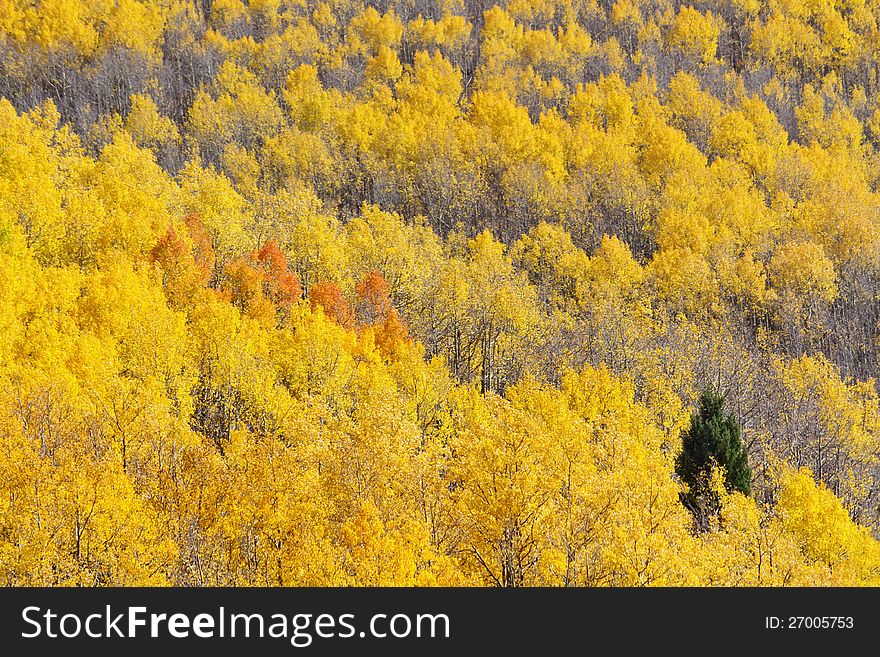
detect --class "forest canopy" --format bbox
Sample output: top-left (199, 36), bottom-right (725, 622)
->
top-left (3, 0), bottom-right (880, 585)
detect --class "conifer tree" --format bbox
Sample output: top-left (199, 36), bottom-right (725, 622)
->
top-left (676, 388), bottom-right (751, 530)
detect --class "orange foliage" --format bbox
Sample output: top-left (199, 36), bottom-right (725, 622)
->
top-left (183, 213), bottom-right (216, 286)
top-left (222, 240), bottom-right (302, 323)
top-left (309, 281), bottom-right (354, 328)
top-left (150, 225), bottom-right (187, 270)
top-left (150, 224), bottom-right (204, 306)
top-left (355, 270), bottom-right (393, 324)
top-left (374, 306), bottom-right (408, 357)
top-left (355, 270), bottom-right (408, 357)
top-left (254, 240), bottom-right (303, 308)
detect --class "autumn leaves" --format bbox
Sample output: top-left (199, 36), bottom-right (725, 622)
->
top-left (4, 0), bottom-right (880, 587)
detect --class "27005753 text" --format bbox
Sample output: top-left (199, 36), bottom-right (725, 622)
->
top-left (765, 616), bottom-right (854, 630)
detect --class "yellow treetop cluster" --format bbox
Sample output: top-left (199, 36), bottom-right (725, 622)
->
top-left (3, 0), bottom-right (880, 585)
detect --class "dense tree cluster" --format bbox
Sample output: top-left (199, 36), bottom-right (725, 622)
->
top-left (3, 0), bottom-right (880, 585)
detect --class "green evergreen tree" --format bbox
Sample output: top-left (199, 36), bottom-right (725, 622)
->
top-left (676, 388), bottom-right (751, 529)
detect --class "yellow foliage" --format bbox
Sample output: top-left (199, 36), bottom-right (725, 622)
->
top-left (665, 6), bottom-right (720, 66)
top-left (3, 0), bottom-right (880, 590)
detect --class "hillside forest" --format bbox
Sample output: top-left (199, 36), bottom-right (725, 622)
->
top-left (4, 0), bottom-right (880, 585)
